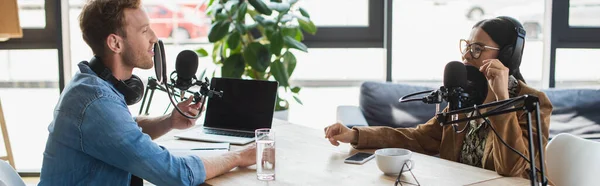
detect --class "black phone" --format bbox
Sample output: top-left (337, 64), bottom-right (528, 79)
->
top-left (344, 152), bottom-right (375, 164)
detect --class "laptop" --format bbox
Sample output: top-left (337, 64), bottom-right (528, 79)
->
top-left (175, 77), bottom-right (278, 145)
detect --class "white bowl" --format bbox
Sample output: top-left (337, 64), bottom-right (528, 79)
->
top-left (374, 148), bottom-right (415, 175)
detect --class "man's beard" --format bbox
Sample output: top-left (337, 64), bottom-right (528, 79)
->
top-left (123, 42), bottom-right (153, 70)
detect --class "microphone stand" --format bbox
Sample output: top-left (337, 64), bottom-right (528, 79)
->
top-left (435, 95), bottom-right (547, 186)
top-left (138, 76), bottom-right (221, 116)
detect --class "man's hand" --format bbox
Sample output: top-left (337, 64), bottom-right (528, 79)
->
top-left (235, 144), bottom-right (257, 167)
top-left (324, 122), bottom-right (358, 146)
top-left (170, 96), bottom-right (203, 130)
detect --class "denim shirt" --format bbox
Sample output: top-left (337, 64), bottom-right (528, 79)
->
top-left (39, 62), bottom-right (206, 186)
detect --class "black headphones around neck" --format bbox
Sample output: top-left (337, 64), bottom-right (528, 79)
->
top-left (496, 16), bottom-right (526, 77)
top-left (86, 56), bottom-right (144, 105)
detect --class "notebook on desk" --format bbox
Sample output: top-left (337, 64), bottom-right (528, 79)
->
top-left (175, 78), bottom-right (278, 145)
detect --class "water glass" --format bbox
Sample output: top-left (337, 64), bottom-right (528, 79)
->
top-left (255, 128), bottom-right (275, 181)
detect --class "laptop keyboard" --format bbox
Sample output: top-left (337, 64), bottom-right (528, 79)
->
top-left (204, 129), bottom-right (254, 138)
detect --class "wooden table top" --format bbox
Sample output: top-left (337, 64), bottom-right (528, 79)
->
top-left (158, 119), bottom-right (530, 186)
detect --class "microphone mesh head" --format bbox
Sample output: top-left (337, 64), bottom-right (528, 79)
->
top-left (175, 50), bottom-right (199, 80)
top-left (443, 61), bottom-right (467, 88)
top-left (465, 65), bottom-right (488, 106)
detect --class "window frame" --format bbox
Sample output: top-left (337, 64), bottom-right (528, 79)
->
top-left (549, 0), bottom-right (600, 87)
top-left (302, 0), bottom-right (384, 48)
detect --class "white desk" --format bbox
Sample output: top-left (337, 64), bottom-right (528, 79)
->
top-left (157, 119), bottom-right (530, 186)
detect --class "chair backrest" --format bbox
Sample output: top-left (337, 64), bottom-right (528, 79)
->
top-left (546, 133), bottom-right (600, 186)
top-left (0, 160), bottom-right (25, 186)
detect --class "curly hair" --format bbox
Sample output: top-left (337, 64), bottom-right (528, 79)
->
top-left (79, 0), bottom-right (141, 55)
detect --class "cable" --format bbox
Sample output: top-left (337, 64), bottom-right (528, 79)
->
top-left (398, 90), bottom-right (434, 103)
top-left (163, 102), bottom-right (171, 115)
top-left (474, 108), bottom-right (547, 185)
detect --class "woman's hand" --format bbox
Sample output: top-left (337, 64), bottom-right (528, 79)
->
top-left (480, 59), bottom-right (510, 101)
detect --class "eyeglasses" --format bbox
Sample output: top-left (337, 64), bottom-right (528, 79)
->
top-left (460, 39), bottom-right (500, 59)
top-left (394, 161), bottom-right (420, 186)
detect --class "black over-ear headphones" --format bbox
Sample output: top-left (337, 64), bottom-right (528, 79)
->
top-left (86, 56), bottom-right (145, 105)
top-left (496, 16), bottom-right (526, 76)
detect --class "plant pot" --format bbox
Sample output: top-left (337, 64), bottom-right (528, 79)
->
top-left (273, 109), bottom-right (289, 121)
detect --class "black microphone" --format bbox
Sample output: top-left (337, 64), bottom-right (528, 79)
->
top-left (443, 61), bottom-right (468, 112)
top-left (398, 61), bottom-right (467, 105)
top-left (174, 50), bottom-right (199, 91)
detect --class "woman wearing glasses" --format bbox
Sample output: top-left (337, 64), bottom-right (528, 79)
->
top-left (324, 16), bottom-right (553, 182)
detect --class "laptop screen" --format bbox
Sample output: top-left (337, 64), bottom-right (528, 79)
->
top-left (203, 78), bottom-right (278, 131)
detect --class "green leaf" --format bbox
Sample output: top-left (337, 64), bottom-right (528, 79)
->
top-left (269, 31), bottom-right (284, 56)
top-left (248, 0), bottom-right (272, 15)
top-left (195, 48), bottom-right (209, 57)
top-left (267, 2), bottom-right (290, 12)
top-left (243, 42), bottom-right (271, 72)
top-left (234, 22), bottom-right (246, 34)
top-left (207, 4), bottom-right (223, 16)
top-left (208, 0), bottom-right (216, 7)
top-left (254, 15), bottom-right (276, 27)
top-left (281, 26), bottom-right (297, 37)
top-left (283, 36), bottom-right (307, 52)
top-left (299, 7), bottom-right (310, 18)
top-left (295, 27), bottom-right (304, 41)
top-left (291, 86), bottom-right (301, 93)
top-left (227, 31), bottom-right (241, 49)
top-left (222, 54), bottom-right (245, 78)
top-left (270, 59), bottom-right (289, 87)
top-left (282, 51), bottom-right (296, 76)
top-left (236, 3), bottom-right (247, 22)
top-left (297, 16), bottom-right (317, 35)
top-left (208, 21), bottom-right (231, 42)
top-left (293, 95), bottom-right (303, 105)
top-left (215, 12), bottom-right (229, 21)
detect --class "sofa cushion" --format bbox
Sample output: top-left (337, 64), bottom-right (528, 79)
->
top-left (542, 88), bottom-right (600, 139)
top-left (359, 81), bottom-right (447, 128)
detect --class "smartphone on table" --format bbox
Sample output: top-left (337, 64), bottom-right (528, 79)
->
top-left (344, 152), bottom-right (375, 164)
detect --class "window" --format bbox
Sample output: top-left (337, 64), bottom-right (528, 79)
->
top-left (392, 0), bottom-right (545, 88)
top-left (0, 49), bottom-right (59, 172)
top-left (549, 0), bottom-right (600, 87)
top-left (17, 0), bottom-right (46, 28)
top-left (297, 0), bottom-right (369, 27)
top-left (554, 49), bottom-right (600, 88)
top-left (302, 0), bottom-right (383, 48)
top-left (569, 0), bottom-right (600, 27)
top-left (2, 0), bottom-right (59, 50)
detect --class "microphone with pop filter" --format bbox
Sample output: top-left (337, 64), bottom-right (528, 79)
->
top-left (174, 50), bottom-right (199, 91)
top-left (465, 65), bottom-right (488, 107)
top-left (153, 40), bottom-right (166, 83)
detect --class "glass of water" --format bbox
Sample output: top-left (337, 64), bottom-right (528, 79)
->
top-left (255, 128), bottom-right (275, 181)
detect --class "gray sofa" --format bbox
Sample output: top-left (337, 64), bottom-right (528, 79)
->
top-left (337, 81), bottom-right (600, 140)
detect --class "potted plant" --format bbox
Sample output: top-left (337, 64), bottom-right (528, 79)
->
top-left (203, 0), bottom-right (317, 119)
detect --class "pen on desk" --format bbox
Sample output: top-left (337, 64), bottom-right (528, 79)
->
top-left (190, 148), bottom-right (229, 150)
top-left (169, 148), bottom-right (229, 151)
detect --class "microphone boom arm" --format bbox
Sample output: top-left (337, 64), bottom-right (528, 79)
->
top-left (435, 95), bottom-right (547, 186)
